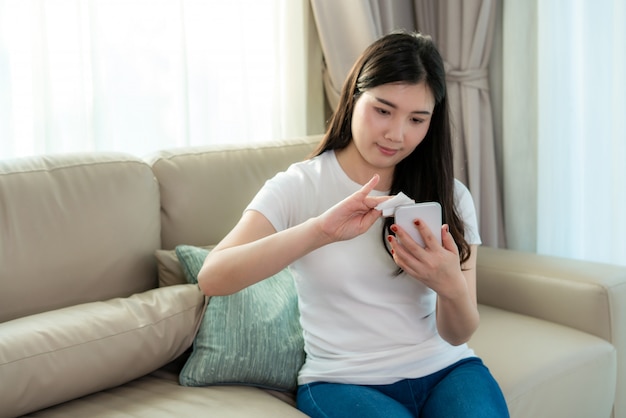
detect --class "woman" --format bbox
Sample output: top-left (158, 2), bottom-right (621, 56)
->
top-left (198, 31), bottom-right (509, 417)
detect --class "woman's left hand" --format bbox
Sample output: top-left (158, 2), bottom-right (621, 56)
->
top-left (387, 220), bottom-right (466, 300)
top-left (388, 220), bottom-right (479, 345)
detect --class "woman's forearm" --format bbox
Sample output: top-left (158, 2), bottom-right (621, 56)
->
top-left (435, 283), bottom-right (480, 345)
top-left (197, 217), bottom-right (330, 296)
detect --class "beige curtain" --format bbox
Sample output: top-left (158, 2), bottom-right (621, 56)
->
top-left (310, 0), bottom-right (416, 109)
top-left (414, 0), bottom-right (505, 247)
top-left (310, 0), bottom-right (506, 248)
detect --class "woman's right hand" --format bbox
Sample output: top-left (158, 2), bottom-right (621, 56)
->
top-left (315, 174), bottom-right (391, 243)
top-left (199, 174), bottom-right (390, 296)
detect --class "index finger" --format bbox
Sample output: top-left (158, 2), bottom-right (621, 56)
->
top-left (359, 174), bottom-right (380, 196)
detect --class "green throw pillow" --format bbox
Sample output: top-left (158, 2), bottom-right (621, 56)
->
top-left (175, 245), bottom-right (305, 392)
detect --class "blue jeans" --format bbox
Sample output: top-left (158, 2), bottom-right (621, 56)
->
top-left (296, 357), bottom-right (509, 418)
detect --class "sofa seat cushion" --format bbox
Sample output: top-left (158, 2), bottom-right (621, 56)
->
top-left (471, 305), bottom-right (616, 418)
top-left (0, 285), bottom-right (205, 417)
top-left (23, 373), bottom-right (308, 418)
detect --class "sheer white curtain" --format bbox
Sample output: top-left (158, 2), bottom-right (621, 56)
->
top-left (537, 0), bottom-right (625, 265)
top-left (0, 0), bottom-right (323, 159)
top-left (503, 0), bottom-right (626, 266)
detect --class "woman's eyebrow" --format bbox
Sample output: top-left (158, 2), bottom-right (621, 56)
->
top-left (370, 95), bottom-right (432, 115)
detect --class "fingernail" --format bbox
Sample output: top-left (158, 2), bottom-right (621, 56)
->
top-left (414, 220), bottom-right (421, 226)
top-left (387, 235), bottom-right (393, 242)
top-left (390, 225), bottom-right (398, 233)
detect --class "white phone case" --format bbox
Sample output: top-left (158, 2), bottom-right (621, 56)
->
top-left (394, 202), bottom-right (442, 247)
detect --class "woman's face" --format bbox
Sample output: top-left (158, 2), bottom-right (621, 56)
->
top-left (348, 82), bottom-right (435, 176)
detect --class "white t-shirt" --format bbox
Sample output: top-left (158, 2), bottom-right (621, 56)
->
top-left (247, 150), bottom-right (482, 386)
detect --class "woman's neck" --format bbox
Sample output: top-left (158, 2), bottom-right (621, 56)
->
top-left (335, 145), bottom-right (393, 191)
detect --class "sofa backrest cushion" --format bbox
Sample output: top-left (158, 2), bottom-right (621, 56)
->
top-left (147, 135), bottom-right (320, 250)
top-left (0, 153), bottom-right (161, 322)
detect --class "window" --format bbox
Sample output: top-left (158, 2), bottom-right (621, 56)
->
top-left (0, 0), bottom-right (323, 158)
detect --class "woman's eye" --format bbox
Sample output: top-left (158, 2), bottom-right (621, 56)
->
top-left (375, 107), bottom-right (390, 115)
top-left (411, 117), bottom-right (424, 124)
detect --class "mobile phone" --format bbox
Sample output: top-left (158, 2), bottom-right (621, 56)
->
top-left (394, 202), bottom-right (442, 247)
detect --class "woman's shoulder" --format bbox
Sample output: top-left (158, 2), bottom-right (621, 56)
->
top-left (280, 150), bottom-right (336, 181)
top-left (268, 151), bottom-right (332, 191)
top-left (452, 179), bottom-right (477, 220)
top-left (453, 178), bottom-right (470, 193)
top-left (453, 179), bottom-right (473, 203)
top-left (452, 179), bottom-right (481, 244)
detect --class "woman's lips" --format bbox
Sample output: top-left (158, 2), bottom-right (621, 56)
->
top-left (377, 144), bottom-right (398, 156)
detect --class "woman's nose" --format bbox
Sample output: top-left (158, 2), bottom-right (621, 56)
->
top-left (385, 119), bottom-right (404, 142)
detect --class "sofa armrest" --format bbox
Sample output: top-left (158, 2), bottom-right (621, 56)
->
top-left (477, 246), bottom-right (626, 341)
top-left (476, 246), bottom-right (626, 418)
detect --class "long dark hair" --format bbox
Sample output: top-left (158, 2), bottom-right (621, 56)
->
top-left (312, 31), bottom-right (471, 265)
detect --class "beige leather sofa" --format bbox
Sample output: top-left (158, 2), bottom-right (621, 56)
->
top-left (1, 135), bottom-right (624, 418)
